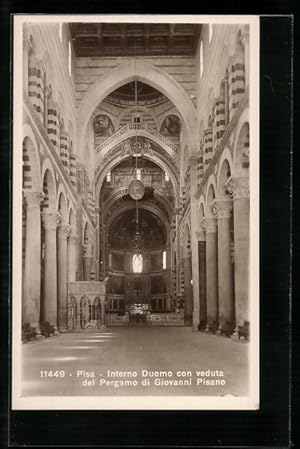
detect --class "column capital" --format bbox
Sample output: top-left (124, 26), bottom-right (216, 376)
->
top-left (42, 211), bottom-right (61, 230)
top-left (212, 199), bottom-right (233, 219)
top-left (25, 191), bottom-right (44, 208)
top-left (201, 217), bottom-right (217, 233)
top-left (225, 176), bottom-right (249, 200)
top-left (58, 224), bottom-right (71, 240)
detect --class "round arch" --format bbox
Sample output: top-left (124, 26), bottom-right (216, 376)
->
top-left (95, 152), bottom-right (180, 207)
top-left (23, 124), bottom-right (42, 190)
top-left (57, 191), bottom-right (68, 223)
top-left (233, 109), bottom-right (249, 176)
top-left (205, 175), bottom-right (217, 216)
top-left (103, 188), bottom-right (174, 224)
top-left (56, 183), bottom-right (68, 212)
top-left (77, 60), bottom-right (197, 156)
top-left (217, 148), bottom-right (233, 195)
top-left (68, 207), bottom-right (76, 230)
top-left (197, 196), bottom-right (206, 220)
top-left (41, 168), bottom-right (56, 210)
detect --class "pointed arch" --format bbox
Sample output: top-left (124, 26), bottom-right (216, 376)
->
top-left (77, 60), bottom-right (197, 157)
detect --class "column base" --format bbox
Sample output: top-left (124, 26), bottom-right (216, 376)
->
top-left (35, 331), bottom-right (44, 340)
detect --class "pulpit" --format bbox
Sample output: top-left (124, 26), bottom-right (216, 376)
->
top-left (67, 281), bottom-right (106, 330)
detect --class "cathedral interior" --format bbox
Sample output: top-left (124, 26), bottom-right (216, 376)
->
top-left (21, 21), bottom-right (250, 389)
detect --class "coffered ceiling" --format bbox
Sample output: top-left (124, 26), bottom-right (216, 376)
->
top-left (69, 23), bottom-right (201, 57)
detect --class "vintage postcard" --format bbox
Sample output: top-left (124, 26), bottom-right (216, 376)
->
top-left (12, 14), bottom-right (259, 410)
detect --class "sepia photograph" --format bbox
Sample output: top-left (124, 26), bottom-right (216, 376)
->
top-left (12, 14), bottom-right (259, 410)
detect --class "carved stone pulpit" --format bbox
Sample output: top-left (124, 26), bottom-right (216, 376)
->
top-left (67, 281), bottom-right (107, 330)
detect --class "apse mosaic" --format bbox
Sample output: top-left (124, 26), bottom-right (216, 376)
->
top-left (109, 209), bottom-right (166, 250)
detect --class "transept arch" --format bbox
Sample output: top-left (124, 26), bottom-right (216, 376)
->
top-left (77, 60), bottom-right (197, 158)
top-left (95, 151), bottom-right (180, 207)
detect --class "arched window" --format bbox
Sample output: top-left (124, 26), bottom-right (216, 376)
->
top-left (68, 41), bottom-right (72, 76)
top-left (106, 171), bottom-right (111, 182)
top-left (165, 171), bottom-right (170, 182)
top-left (132, 253), bottom-right (143, 273)
top-left (136, 168), bottom-right (141, 180)
top-left (200, 41), bottom-right (204, 77)
top-left (162, 250), bottom-right (166, 270)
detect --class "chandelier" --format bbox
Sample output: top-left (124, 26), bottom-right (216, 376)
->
top-left (128, 48), bottom-right (144, 256)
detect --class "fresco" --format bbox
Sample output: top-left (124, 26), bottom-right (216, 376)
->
top-left (159, 114), bottom-right (181, 138)
top-left (93, 114), bottom-right (115, 137)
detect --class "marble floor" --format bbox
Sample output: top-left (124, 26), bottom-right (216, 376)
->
top-left (21, 327), bottom-right (248, 397)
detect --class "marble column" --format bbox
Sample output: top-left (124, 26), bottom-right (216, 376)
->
top-left (23, 191), bottom-right (44, 333)
top-left (68, 232), bottom-right (78, 282)
top-left (95, 207), bottom-right (100, 280)
top-left (196, 230), bottom-right (207, 328)
top-left (183, 253), bottom-right (193, 325)
top-left (188, 155), bottom-right (201, 330)
top-left (212, 199), bottom-right (234, 332)
top-left (42, 210), bottom-right (60, 332)
top-left (201, 217), bottom-right (218, 331)
top-left (100, 296), bottom-right (106, 327)
top-left (57, 224), bottom-right (71, 331)
top-left (83, 256), bottom-right (93, 281)
top-left (226, 177), bottom-right (250, 332)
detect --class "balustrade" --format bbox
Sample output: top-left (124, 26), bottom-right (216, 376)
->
top-left (95, 122), bottom-right (178, 154)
